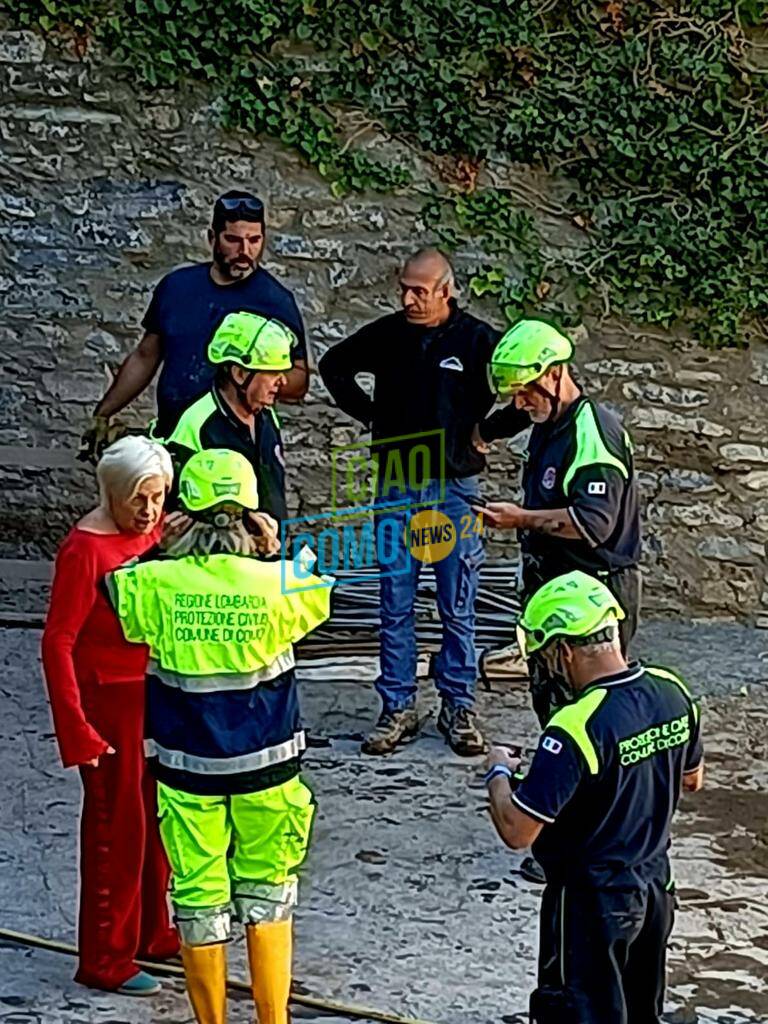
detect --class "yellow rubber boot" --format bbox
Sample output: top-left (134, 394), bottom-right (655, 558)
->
top-left (245, 920), bottom-right (292, 1024)
top-left (180, 943), bottom-right (227, 1024)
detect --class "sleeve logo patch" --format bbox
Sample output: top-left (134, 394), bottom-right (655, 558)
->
top-left (587, 481), bottom-right (607, 495)
top-left (542, 736), bottom-right (563, 755)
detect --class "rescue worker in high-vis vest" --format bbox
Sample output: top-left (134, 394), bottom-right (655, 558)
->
top-left (474, 320), bottom-right (641, 726)
top-left (483, 571), bottom-right (704, 1024)
top-left (106, 448), bottom-right (333, 1024)
top-left (163, 311), bottom-right (297, 522)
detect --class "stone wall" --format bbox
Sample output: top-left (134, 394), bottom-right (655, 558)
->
top-left (0, 27), bottom-right (766, 622)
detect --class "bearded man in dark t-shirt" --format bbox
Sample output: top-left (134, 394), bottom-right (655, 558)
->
top-left (81, 190), bottom-right (309, 453)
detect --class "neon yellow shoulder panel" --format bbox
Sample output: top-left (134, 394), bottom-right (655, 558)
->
top-left (110, 553), bottom-right (333, 676)
top-left (548, 687), bottom-right (609, 774)
top-left (645, 665), bottom-right (700, 724)
top-left (563, 402), bottom-right (629, 496)
top-left (165, 392), bottom-right (217, 451)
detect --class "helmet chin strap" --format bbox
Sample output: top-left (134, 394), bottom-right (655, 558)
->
top-left (555, 642), bottom-right (577, 695)
top-left (528, 368), bottom-right (563, 422)
top-left (230, 367), bottom-right (257, 414)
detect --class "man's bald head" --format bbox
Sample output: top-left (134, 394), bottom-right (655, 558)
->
top-left (403, 249), bottom-right (455, 288)
top-left (399, 248), bottom-right (455, 326)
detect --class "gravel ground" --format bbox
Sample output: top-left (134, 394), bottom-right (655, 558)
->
top-left (0, 624), bottom-right (765, 1024)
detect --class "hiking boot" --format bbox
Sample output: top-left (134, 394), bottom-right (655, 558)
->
top-left (520, 855), bottom-right (546, 885)
top-left (361, 707), bottom-right (420, 755)
top-left (436, 702), bottom-right (487, 757)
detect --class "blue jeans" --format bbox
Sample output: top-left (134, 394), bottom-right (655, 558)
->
top-left (374, 476), bottom-right (484, 712)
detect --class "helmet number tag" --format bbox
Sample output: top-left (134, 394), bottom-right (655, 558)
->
top-left (542, 736), bottom-right (563, 755)
top-left (587, 481), bottom-right (607, 495)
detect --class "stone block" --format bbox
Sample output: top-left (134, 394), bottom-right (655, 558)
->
top-left (622, 381), bottom-right (709, 408)
top-left (0, 31), bottom-right (45, 64)
top-left (0, 192), bottom-right (36, 218)
top-left (583, 358), bottom-right (662, 378)
top-left (40, 373), bottom-right (105, 405)
top-left (303, 203), bottom-right (387, 232)
top-left (675, 369), bottom-right (723, 384)
top-left (312, 320), bottom-right (349, 342)
top-left (636, 470), bottom-right (660, 493)
top-left (697, 536), bottom-right (763, 564)
top-left (143, 105), bottom-right (181, 132)
top-left (328, 262), bottom-right (358, 288)
top-left (660, 469), bottom-right (716, 492)
top-left (270, 234), bottom-right (346, 261)
top-left (743, 471), bottom-right (768, 491)
top-left (630, 408), bottom-right (730, 438)
top-left (1, 104), bottom-right (122, 124)
top-left (719, 443), bottom-right (768, 464)
top-left (659, 502), bottom-right (743, 530)
top-left (83, 328), bottom-right (123, 359)
top-left (749, 346), bottom-right (768, 387)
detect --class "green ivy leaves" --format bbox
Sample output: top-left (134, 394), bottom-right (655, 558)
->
top-left (3, 0), bottom-right (767, 346)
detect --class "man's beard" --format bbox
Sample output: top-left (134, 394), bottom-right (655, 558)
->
top-left (213, 245), bottom-right (256, 281)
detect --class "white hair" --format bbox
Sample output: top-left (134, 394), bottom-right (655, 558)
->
top-left (163, 519), bottom-right (257, 558)
top-left (97, 435), bottom-right (173, 509)
top-left (575, 636), bottom-right (622, 659)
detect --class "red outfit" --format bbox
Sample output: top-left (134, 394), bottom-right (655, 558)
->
top-left (41, 526), bottom-right (179, 989)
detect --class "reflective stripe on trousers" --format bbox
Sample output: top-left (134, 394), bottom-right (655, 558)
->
top-left (157, 776), bottom-right (315, 946)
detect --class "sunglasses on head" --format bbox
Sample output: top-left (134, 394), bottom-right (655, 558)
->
top-left (215, 196), bottom-right (264, 217)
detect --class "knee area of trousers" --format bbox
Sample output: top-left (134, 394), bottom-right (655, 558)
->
top-left (174, 904), bottom-right (232, 946)
top-left (233, 879), bottom-right (298, 926)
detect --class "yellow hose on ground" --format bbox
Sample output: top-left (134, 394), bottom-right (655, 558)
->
top-left (0, 927), bottom-right (438, 1024)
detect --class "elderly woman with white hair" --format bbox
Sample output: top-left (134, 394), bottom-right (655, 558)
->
top-left (42, 436), bottom-right (178, 997)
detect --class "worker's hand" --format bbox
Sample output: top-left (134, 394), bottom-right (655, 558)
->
top-left (161, 511), bottom-right (193, 547)
top-left (86, 745), bottom-right (116, 768)
top-left (77, 415), bottom-right (122, 465)
top-left (485, 745), bottom-right (522, 775)
top-left (473, 501), bottom-right (526, 530)
top-left (471, 423), bottom-right (491, 455)
top-left (682, 763), bottom-right (704, 793)
top-left (248, 511), bottom-right (281, 556)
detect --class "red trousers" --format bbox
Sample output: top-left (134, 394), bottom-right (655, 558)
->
top-left (75, 680), bottom-right (179, 989)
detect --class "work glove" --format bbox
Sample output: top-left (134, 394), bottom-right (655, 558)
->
top-left (77, 415), bottom-right (125, 465)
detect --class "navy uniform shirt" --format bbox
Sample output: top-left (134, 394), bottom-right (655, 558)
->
top-left (143, 263), bottom-right (307, 435)
top-left (512, 663), bottom-right (703, 888)
top-left (165, 387), bottom-right (287, 522)
top-left (483, 395), bottom-right (640, 588)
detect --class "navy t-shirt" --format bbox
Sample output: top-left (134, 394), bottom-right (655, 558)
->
top-left (512, 663), bottom-right (703, 888)
top-left (142, 263), bottom-right (307, 434)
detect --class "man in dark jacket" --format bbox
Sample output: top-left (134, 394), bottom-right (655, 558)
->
top-left (319, 249), bottom-right (500, 756)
